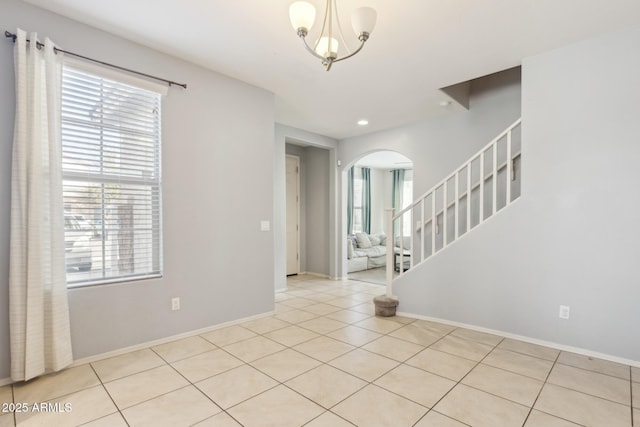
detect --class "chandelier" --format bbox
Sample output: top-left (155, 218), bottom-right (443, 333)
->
top-left (289, 1), bottom-right (377, 71)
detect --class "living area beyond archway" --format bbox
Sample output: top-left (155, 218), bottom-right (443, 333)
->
top-left (346, 151), bottom-right (413, 285)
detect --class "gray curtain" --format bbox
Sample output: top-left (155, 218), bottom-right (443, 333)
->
top-left (362, 167), bottom-right (371, 234)
top-left (392, 169), bottom-right (405, 235)
top-left (347, 166), bottom-right (354, 235)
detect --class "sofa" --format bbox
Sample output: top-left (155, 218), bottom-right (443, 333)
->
top-left (347, 232), bottom-right (388, 273)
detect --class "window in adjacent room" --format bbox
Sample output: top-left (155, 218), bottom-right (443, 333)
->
top-left (61, 62), bottom-right (163, 287)
top-left (351, 167), bottom-right (364, 233)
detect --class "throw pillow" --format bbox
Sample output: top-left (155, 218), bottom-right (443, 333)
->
top-left (378, 233), bottom-right (387, 246)
top-left (355, 232), bottom-right (372, 248)
top-left (369, 235), bottom-right (381, 246)
top-left (347, 238), bottom-right (354, 259)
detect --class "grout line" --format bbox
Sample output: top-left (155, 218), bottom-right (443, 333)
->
top-left (87, 363), bottom-right (131, 427)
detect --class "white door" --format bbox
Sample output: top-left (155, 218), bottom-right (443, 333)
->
top-left (286, 156), bottom-right (300, 276)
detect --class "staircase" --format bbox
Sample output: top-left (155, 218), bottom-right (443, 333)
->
top-left (384, 119), bottom-right (522, 295)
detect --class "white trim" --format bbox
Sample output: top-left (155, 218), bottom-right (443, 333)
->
top-left (68, 310), bottom-right (274, 368)
top-left (397, 311), bottom-right (640, 368)
top-left (285, 155), bottom-right (301, 276)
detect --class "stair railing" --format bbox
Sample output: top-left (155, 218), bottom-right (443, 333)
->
top-left (385, 118), bottom-right (522, 296)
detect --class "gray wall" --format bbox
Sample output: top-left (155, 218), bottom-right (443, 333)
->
top-left (338, 67), bottom-right (522, 276)
top-left (1, 0), bottom-right (275, 379)
top-left (395, 26), bottom-right (640, 362)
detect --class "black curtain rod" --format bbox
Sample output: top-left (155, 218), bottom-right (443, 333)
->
top-left (4, 30), bottom-right (187, 89)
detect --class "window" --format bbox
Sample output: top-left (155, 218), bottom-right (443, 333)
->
top-left (62, 64), bottom-right (163, 286)
top-left (402, 170), bottom-right (413, 236)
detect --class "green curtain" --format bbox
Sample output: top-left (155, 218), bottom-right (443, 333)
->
top-left (347, 166), bottom-right (354, 235)
top-left (362, 167), bottom-right (371, 234)
top-left (392, 169), bottom-right (405, 235)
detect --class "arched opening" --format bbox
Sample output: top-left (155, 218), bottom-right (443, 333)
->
top-left (345, 150), bottom-right (413, 285)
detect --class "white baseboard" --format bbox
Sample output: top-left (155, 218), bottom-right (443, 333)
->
top-left (397, 311), bottom-right (640, 368)
top-left (70, 310), bottom-right (275, 368)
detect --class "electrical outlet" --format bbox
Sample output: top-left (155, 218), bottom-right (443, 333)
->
top-left (171, 297), bottom-right (180, 311)
top-left (559, 305), bottom-right (570, 319)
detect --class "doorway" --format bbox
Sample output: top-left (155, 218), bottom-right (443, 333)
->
top-left (286, 155), bottom-right (300, 276)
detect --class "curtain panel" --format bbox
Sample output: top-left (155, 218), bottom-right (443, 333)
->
top-left (392, 169), bottom-right (405, 236)
top-left (9, 29), bottom-right (73, 381)
top-left (347, 166), bottom-right (354, 235)
top-left (361, 167), bottom-right (371, 234)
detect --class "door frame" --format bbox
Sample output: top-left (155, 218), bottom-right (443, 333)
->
top-left (286, 155), bottom-right (301, 276)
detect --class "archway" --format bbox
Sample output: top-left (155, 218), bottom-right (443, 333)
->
top-left (344, 150), bottom-right (413, 285)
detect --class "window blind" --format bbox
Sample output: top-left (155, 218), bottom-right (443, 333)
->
top-left (61, 65), bottom-right (163, 286)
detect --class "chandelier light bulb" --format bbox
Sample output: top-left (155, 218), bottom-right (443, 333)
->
top-left (352, 7), bottom-right (377, 38)
top-left (316, 36), bottom-right (340, 59)
top-left (289, 1), bottom-right (316, 33)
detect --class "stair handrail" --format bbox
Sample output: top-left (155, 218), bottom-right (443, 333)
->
top-left (386, 118), bottom-right (522, 296)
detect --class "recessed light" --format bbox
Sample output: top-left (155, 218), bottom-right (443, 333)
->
top-left (357, 119), bottom-right (369, 126)
top-left (439, 100), bottom-right (451, 107)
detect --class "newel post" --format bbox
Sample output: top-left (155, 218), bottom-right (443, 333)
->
top-left (373, 208), bottom-right (399, 317)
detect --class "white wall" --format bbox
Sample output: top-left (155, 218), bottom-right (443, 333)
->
top-left (0, 0), bottom-right (275, 378)
top-left (395, 26), bottom-right (640, 362)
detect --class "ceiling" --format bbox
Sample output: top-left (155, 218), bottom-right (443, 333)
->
top-left (23, 0), bottom-right (640, 139)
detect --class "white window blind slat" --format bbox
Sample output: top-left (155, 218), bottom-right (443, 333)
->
top-left (62, 64), bottom-right (163, 287)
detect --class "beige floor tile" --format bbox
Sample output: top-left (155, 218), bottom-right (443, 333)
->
top-left (122, 386), bottom-right (220, 427)
top-left (547, 363), bottom-right (630, 404)
top-left (354, 317), bottom-right (404, 334)
top-left (196, 364), bottom-right (278, 409)
top-left (413, 410), bottom-right (468, 427)
top-left (250, 349), bottom-right (321, 382)
top-left (322, 288), bottom-right (355, 297)
top-left (0, 414), bottom-right (12, 427)
top-left (332, 384), bottom-right (428, 427)
top-left (483, 348), bottom-right (554, 381)
top-left (81, 412), bottom-right (129, 427)
top-left (430, 335), bottom-right (494, 362)
top-left (349, 302), bottom-right (376, 315)
top-left (293, 336), bottom-right (356, 362)
top-left (286, 289), bottom-right (317, 297)
top-left (263, 325), bottom-right (319, 347)
top-left (171, 349), bottom-right (244, 383)
top-left (498, 338), bottom-right (560, 361)
top-left (273, 309), bottom-right (318, 324)
top-left (222, 336), bottom-right (286, 362)
top-left (152, 336), bottom-right (216, 363)
top-left (534, 383), bottom-right (631, 426)
top-left (239, 317), bottom-right (291, 334)
top-left (298, 317), bottom-right (348, 334)
top-left (462, 363), bottom-right (544, 406)
top-left (274, 302), bottom-right (296, 313)
top-left (557, 351), bottom-right (630, 380)
top-left (228, 385), bottom-right (324, 427)
top-left (285, 364), bottom-right (367, 409)
top-left (387, 315), bottom-right (417, 325)
top-left (13, 364), bottom-right (100, 404)
top-left (200, 325), bottom-right (257, 347)
top-left (633, 381), bottom-right (639, 408)
top-left (15, 385), bottom-right (116, 427)
top-left (104, 364), bottom-right (189, 409)
top-left (411, 320), bottom-right (456, 335)
top-left (524, 410), bottom-right (582, 427)
top-left (389, 324), bottom-right (444, 346)
top-left (434, 384), bottom-right (529, 427)
top-left (302, 293), bottom-right (339, 303)
top-left (302, 303), bottom-right (342, 316)
top-left (634, 408), bottom-right (639, 425)
top-left (375, 364), bottom-right (456, 408)
top-left (323, 309), bottom-right (371, 324)
top-left (632, 366), bottom-right (640, 383)
top-left (304, 411), bottom-right (354, 427)
top-left (329, 348), bottom-right (398, 382)
top-left (279, 298), bottom-right (316, 309)
top-left (362, 336), bottom-right (424, 362)
top-left (91, 348), bottom-right (165, 383)
top-left (324, 298), bottom-right (361, 310)
top-left (193, 412), bottom-right (242, 426)
top-left (451, 328), bottom-right (503, 346)
top-left (0, 385), bottom-right (12, 404)
top-left (326, 325), bottom-right (382, 346)
top-left (406, 348), bottom-right (477, 382)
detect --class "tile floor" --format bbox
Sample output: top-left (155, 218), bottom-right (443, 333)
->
top-left (0, 274), bottom-right (638, 426)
